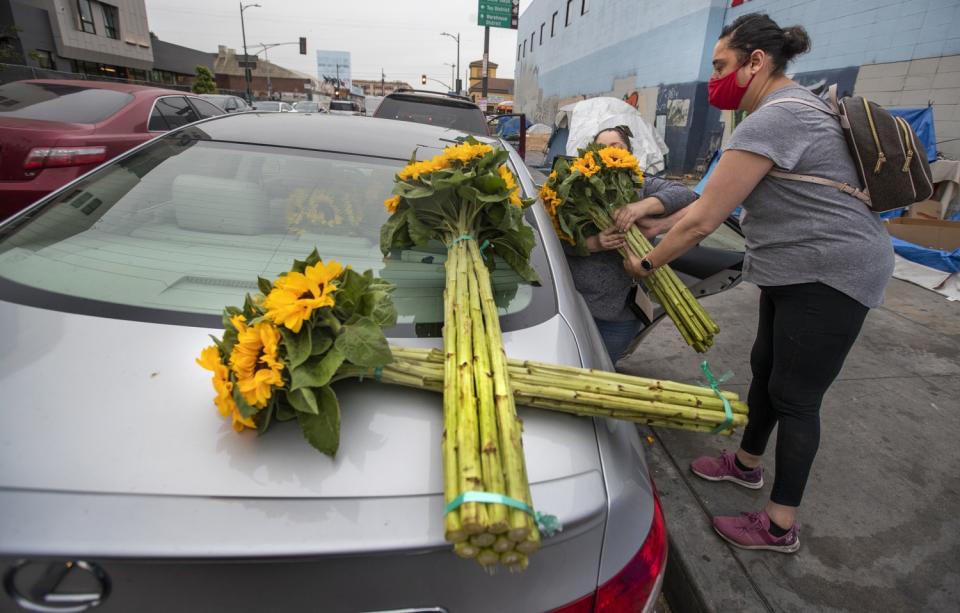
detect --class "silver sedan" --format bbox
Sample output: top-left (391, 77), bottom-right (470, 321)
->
top-left (0, 113), bottom-right (743, 612)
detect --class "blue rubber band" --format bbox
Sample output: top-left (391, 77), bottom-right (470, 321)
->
top-left (445, 491), bottom-right (563, 537)
top-left (479, 239), bottom-right (491, 252)
top-left (700, 361), bottom-right (734, 434)
top-left (447, 234), bottom-right (474, 248)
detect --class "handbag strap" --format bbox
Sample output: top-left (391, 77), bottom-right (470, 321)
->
top-left (768, 169), bottom-right (872, 205)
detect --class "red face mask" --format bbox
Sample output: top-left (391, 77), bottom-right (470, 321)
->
top-left (708, 62), bottom-right (755, 110)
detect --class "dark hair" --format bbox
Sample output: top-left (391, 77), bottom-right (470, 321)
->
top-left (720, 13), bottom-right (811, 73)
top-left (593, 125), bottom-right (633, 153)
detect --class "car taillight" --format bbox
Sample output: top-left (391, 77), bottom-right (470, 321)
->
top-left (23, 146), bottom-right (107, 170)
top-left (549, 488), bottom-right (668, 613)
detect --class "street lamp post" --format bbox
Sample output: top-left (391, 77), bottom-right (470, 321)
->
top-left (239, 2), bottom-right (260, 102)
top-left (440, 31), bottom-right (460, 94)
top-left (443, 62), bottom-right (456, 92)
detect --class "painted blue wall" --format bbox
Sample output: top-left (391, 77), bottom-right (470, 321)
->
top-left (725, 0), bottom-right (960, 70)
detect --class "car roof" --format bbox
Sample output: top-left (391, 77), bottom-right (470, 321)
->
top-left (20, 79), bottom-right (191, 98)
top-left (384, 89), bottom-right (478, 107)
top-left (188, 112), bottom-right (496, 160)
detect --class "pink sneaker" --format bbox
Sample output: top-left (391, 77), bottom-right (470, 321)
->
top-left (690, 450), bottom-right (764, 489)
top-left (713, 511), bottom-right (800, 553)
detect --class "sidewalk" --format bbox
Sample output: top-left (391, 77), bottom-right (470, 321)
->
top-left (620, 279), bottom-right (960, 613)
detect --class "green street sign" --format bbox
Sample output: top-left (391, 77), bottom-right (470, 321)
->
top-left (478, 0), bottom-right (518, 30)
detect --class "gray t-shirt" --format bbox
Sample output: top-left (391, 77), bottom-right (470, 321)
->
top-left (724, 85), bottom-right (894, 308)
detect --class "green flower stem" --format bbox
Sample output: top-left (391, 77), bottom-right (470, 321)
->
top-left (467, 239), bottom-right (537, 544)
top-left (442, 239), bottom-right (466, 543)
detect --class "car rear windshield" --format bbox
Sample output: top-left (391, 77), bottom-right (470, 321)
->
top-left (329, 101), bottom-right (355, 111)
top-left (0, 81), bottom-right (133, 124)
top-left (375, 96), bottom-right (487, 135)
top-left (0, 132), bottom-right (555, 335)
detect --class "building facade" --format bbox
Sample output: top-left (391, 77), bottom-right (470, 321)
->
top-left (2, 0), bottom-right (153, 79)
top-left (353, 78), bottom-right (412, 97)
top-left (467, 59), bottom-right (514, 106)
top-left (515, 0), bottom-right (960, 174)
top-left (213, 45), bottom-right (319, 101)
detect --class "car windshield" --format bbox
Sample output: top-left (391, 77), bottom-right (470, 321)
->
top-left (376, 96), bottom-right (487, 135)
top-left (0, 81), bottom-right (133, 124)
top-left (253, 102), bottom-right (279, 111)
top-left (0, 130), bottom-right (554, 335)
top-left (295, 102), bottom-right (319, 112)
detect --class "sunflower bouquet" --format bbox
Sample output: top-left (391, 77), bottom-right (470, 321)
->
top-left (286, 187), bottom-right (365, 235)
top-left (381, 137), bottom-right (542, 570)
top-left (541, 144), bottom-right (719, 353)
top-left (197, 249), bottom-right (396, 455)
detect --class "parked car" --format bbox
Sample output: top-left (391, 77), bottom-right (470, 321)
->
top-left (252, 100), bottom-right (294, 112)
top-left (200, 94), bottom-right (251, 113)
top-left (292, 100), bottom-right (327, 114)
top-left (0, 79), bottom-right (225, 219)
top-left (0, 112), bottom-right (745, 612)
top-left (328, 99), bottom-right (363, 115)
top-left (374, 89), bottom-right (489, 135)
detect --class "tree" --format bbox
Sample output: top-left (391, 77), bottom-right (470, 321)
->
top-left (192, 65), bottom-right (217, 94)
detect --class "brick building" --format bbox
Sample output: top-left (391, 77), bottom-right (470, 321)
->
top-left (353, 78), bottom-right (413, 96)
top-left (213, 45), bottom-right (320, 101)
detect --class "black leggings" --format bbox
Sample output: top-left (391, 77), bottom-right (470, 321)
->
top-left (740, 283), bottom-right (869, 507)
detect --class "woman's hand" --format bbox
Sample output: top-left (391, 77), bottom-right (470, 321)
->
top-left (635, 208), bottom-right (689, 239)
top-left (623, 251), bottom-right (651, 279)
top-left (586, 226), bottom-right (626, 252)
top-left (612, 197), bottom-right (664, 233)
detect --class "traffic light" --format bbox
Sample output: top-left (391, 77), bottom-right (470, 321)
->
top-left (299, 37), bottom-right (307, 55)
top-left (421, 74), bottom-right (427, 85)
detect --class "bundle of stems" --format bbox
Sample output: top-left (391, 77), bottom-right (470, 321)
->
top-left (368, 346), bottom-right (747, 435)
top-left (542, 146), bottom-right (720, 353)
top-left (588, 207), bottom-right (719, 353)
top-left (380, 139), bottom-right (542, 571)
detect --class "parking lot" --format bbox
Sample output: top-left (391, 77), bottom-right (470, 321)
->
top-left (623, 278), bottom-right (960, 612)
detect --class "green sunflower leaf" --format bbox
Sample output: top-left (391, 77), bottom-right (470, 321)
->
top-left (335, 317), bottom-right (391, 368)
top-left (289, 347), bottom-right (345, 391)
top-left (297, 386), bottom-right (340, 456)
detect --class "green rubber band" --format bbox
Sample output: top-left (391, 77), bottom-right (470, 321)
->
top-left (479, 239), bottom-right (491, 252)
top-left (374, 367), bottom-right (383, 382)
top-left (444, 491), bottom-right (563, 537)
top-left (701, 361), bottom-right (734, 434)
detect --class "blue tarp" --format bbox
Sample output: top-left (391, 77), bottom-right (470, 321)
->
top-left (889, 107), bottom-right (937, 163)
top-left (494, 116), bottom-right (532, 139)
top-left (891, 236), bottom-right (960, 273)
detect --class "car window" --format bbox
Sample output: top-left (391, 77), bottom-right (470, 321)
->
top-left (149, 96), bottom-right (200, 131)
top-left (0, 81), bottom-right (133, 124)
top-left (0, 136), bottom-right (555, 334)
top-left (254, 102), bottom-right (279, 111)
top-left (375, 96), bottom-right (487, 134)
top-left (281, 103), bottom-right (293, 112)
top-left (189, 98), bottom-right (225, 119)
top-left (330, 100), bottom-right (354, 111)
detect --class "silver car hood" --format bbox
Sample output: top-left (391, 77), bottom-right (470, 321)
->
top-left (0, 301), bottom-right (600, 499)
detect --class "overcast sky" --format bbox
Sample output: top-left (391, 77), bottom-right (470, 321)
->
top-left (145, 0), bottom-right (533, 90)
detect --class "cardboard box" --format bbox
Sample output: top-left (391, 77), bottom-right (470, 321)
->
top-left (886, 218), bottom-right (960, 251)
top-left (905, 199), bottom-right (944, 220)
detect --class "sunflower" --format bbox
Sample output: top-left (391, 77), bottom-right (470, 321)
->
top-left (197, 345), bottom-right (256, 432)
top-left (598, 146), bottom-right (640, 170)
top-left (263, 259), bottom-right (344, 333)
top-left (571, 151), bottom-right (600, 177)
top-left (539, 184), bottom-right (560, 213)
top-left (397, 158), bottom-right (445, 182)
top-left (384, 195), bottom-right (401, 214)
top-left (498, 165), bottom-right (523, 207)
top-left (229, 319), bottom-right (285, 408)
top-left (443, 142), bottom-right (493, 165)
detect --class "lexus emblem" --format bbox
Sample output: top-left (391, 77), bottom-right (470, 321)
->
top-left (3, 560), bottom-right (110, 612)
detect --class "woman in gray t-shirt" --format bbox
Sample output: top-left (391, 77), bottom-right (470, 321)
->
top-left (622, 13), bottom-right (894, 554)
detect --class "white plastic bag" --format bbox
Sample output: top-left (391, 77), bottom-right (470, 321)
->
top-left (560, 97), bottom-right (668, 175)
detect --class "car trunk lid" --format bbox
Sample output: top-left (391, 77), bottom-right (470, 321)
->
top-left (0, 118), bottom-right (94, 181)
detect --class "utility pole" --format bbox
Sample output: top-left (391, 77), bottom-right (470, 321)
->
top-left (481, 26), bottom-right (490, 111)
top-left (441, 31), bottom-right (460, 94)
top-left (381, 68), bottom-right (385, 96)
top-left (239, 2), bottom-right (260, 102)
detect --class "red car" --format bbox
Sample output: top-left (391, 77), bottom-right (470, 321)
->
top-left (0, 79), bottom-right (225, 218)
